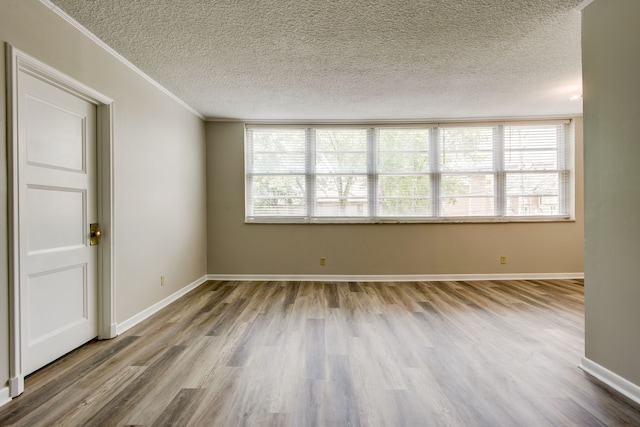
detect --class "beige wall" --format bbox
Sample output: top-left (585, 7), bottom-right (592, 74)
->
top-left (583, 0), bottom-right (640, 386)
top-left (207, 120), bottom-right (584, 276)
top-left (0, 0), bottom-right (207, 393)
top-left (0, 0), bottom-right (589, 401)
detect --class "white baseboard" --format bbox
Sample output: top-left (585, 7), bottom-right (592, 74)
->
top-left (580, 357), bottom-right (640, 405)
top-left (0, 386), bottom-right (11, 408)
top-left (206, 272), bottom-right (584, 282)
top-left (116, 275), bottom-right (208, 335)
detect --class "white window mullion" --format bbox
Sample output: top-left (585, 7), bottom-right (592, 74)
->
top-left (430, 126), bottom-right (440, 217)
top-left (494, 125), bottom-right (505, 217)
top-left (368, 128), bottom-right (378, 218)
top-left (306, 128), bottom-right (316, 219)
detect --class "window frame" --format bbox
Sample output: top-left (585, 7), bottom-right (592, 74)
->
top-left (245, 120), bottom-right (574, 224)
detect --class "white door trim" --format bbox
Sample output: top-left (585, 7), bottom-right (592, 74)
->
top-left (5, 44), bottom-right (116, 397)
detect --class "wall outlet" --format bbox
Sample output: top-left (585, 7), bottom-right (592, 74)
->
top-left (161, 275), bottom-right (166, 286)
top-left (320, 257), bottom-right (326, 266)
top-left (500, 256), bottom-right (507, 264)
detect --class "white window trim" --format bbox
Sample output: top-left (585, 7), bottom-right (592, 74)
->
top-left (245, 119), bottom-right (574, 224)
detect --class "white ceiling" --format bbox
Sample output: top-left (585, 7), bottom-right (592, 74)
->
top-left (49, 0), bottom-right (583, 121)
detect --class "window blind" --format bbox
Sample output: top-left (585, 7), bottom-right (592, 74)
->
top-left (245, 121), bottom-right (573, 223)
top-left (315, 129), bottom-right (369, 218)
top-left (246, 128), bottom-right (307, 217)
top-left (377, 128), bottom-right (431, 217)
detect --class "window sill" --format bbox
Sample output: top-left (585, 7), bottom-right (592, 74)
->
top-left (245, 216), bottom-right (575, 225)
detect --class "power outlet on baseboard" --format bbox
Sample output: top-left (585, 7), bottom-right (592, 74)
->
top-left (161, 275), bottom-right (166, 286)
top-left (500, 256), bottom-right (507, 264)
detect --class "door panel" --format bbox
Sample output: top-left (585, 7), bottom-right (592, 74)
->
top-left (18, 71), bottom-right (98, 376)
top-left (28, 264), bottom-right (87, 343)
top-left (25, 95), bottom-right (85, 172)
top-left (27, 187), bottom-right (86, 252)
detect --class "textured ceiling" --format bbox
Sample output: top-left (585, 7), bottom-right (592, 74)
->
top-left (49, 0), bottom-right (583, 121)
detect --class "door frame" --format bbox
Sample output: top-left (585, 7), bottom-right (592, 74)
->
top-left (5, 44), bottom-right (116, 397)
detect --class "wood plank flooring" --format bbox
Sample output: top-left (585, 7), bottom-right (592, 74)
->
top-left (1, 279), bottom-right (640, 426)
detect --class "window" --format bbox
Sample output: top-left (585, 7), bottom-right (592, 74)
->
top-left (315, 129), bottom-right (369, 217)
top-left (245, 121), bottom-right (572, 223)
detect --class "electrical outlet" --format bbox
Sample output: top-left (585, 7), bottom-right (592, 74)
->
top-left (161, 275), bottom-right (166, 286)
top-left (500, 256), bottom-right (507, 264)
top-left (320, 257), bottom-right (326, 266)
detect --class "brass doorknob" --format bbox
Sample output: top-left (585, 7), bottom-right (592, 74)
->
top-left (90, 223), bottom-right (102, 246)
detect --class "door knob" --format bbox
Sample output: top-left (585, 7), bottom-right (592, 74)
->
top-left (90, 223), bottom-right (102, 246)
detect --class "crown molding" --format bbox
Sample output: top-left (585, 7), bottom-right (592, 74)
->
top-left (576, 0), bottom-right (598, 11)
top-left (39, 0), bottom-right (205, 120)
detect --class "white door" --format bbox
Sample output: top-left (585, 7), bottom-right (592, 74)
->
top-left (17, 70), bottom-right (98, 375)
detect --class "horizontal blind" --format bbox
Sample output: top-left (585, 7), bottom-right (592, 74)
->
top-left (245, 121), bottom-right (573, 223)
top-left (439, 126), bottom-right (495, 216)
top-left (251, 129), bottom-right (306, 173)
top-left (247, 128), bottom-right (307, 217)
top-left (315, 129), bottom-right (368, 217)
top-left (504, 124), bottom-right (567, 216)
top-left (377, 128), bottom-right (431, 217)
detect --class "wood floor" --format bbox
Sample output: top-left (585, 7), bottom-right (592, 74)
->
top-left (1, 279), bottom-right (639, 426)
